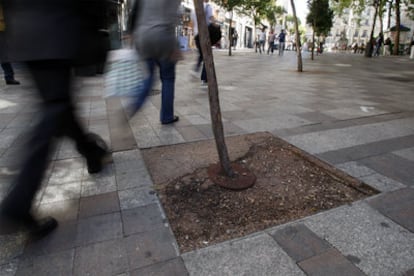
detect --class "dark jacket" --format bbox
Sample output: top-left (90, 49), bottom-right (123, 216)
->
top-left (2, 0), bottom-right (108, 64)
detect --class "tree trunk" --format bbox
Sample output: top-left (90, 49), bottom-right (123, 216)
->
top-left (194, 0), bottom-right (234, 177)
top-left (290, 0), bottom-right (303, 72)
top-left (228, 9), bottom-right (233, 56)
top-left (393, 0), bottom-right (400, 55)
top-left (367, 3), bottom-right (379, 57)
top-left (311, 29), bottom-right (315, 60)
top-left (387, 0), bottom-right (392, 30)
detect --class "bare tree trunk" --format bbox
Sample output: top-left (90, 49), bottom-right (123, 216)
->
top-left (228, 9), bottom-right (233, 56)
top-left (311, 29), bottom-right (315, 60)
top-left (290, 0), bottom-right (303, 72)
top-left (367, 2), bottom-right (379, 57)
top-left (393, 0), bottom-right (401, 55)
top-left (387, 0), bottom-right (392, 29)
top-left (194, 0), bottom-right (234, 177)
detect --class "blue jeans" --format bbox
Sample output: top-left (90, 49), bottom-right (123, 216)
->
top-left (130, 58), bottom-right (176, 123)
top-left (1, 62), bottom-right (15, 81)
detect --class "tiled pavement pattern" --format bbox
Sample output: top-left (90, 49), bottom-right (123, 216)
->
top-left (1, 50), bottom-right (414, 275)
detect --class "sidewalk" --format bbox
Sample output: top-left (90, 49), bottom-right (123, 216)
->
top-left (0, 51), bottom-right (413, 275)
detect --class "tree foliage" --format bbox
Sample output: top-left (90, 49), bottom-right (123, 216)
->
top-left (306, 0), bottom-right (334, 36)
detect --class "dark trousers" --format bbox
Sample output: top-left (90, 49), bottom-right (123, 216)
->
top-left (195, 35), bottom-right (207, 82)
top-left (1, 60), bottom-right (91, 218)
top-left (1, 62), bottom-right (15, 81)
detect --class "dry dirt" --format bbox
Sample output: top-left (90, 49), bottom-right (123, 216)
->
top-left (142, 132), bottom-right (378, 253)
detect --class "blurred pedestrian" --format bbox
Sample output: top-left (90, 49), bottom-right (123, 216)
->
top-left (1, 62), bottom-right (19, 85)
top-left (232, 30), bottom-right (238, 50)
top-left (373, 32), bottom-right (383, 56)
top-left (278, 29), bottom-right (286, 56)
top-left (258, 28), bottom-right (266, 54)
top-left (0, 5), bottom-right (19, 85)
top-left (267, 29), bottom-right (275, 55)
top-left (191, 0), bottom-right (213, 86)
top-left (128, 0), bottom-right (181, 124)
top-left (0, 0), bottom-right (110, 237)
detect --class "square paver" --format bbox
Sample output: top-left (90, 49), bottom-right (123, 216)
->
top-left (124, 226), bottom-right (178, 270)
top-left (76, 212), bottom-right (123, 246)
top-left (118, 187), bottom-right (158, 210)
top-left (298, 248), bottom-right (365, 276)
top-left (182, 233), bottom-right (304, 276)
top-left (122, 203), bottom-right (165, 236)
top-left (270, 224), bottom-right (332, 262)
top-left (74, 238), bottom-right (128, 276)
top-left (79, 191), bottom-right (120, 219)
top-left (130, 257), bottom-right (188, 276)
top-left (17, 249), bottom-right (74, 276)
top-left (367, 187), bottom-right (414, 232)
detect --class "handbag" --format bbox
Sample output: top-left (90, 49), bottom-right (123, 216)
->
top-left (104, 48), bottom-right (146, 98)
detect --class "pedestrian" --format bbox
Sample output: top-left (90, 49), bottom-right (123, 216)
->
top-left (1, 62), bottom-right (20, 85)
top-left (278, 29), bottom-right (286, 56)
top-left (191, 0), bottom-right (214, 86)
top-left (0, 5), bottom-right (19, 85)
top-left (373, 32), bottom-right (383, 56)
top-left (267, 29), bottom-right (275, 55)
top-left (384, 37), bottom-right (391, 56)
top-left (128, 0), bottom-right (181, 124)
top-left (232, 30), bottom-right (238, 50)
top-left (0, 1), bottom-right (110, 237)
top-left (258, 28), bottom-right (266, 54)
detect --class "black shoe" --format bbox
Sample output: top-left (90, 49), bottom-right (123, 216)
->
top-left (6, 79), bottom-right (20, 85)
top-left (0, 212), bottom-right (57, 238)
top-left (161, 116), bottom-right (179, 125)
top-left (77, 133), bottom-right (110, 174)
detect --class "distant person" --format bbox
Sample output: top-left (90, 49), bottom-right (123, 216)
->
top-left (232, 30), bottom-right (238, 50)
top-left (278, 29), bottom-right (286, 56)
top-left (1, 62), bottom-right (19, 84)
top-left (0, 5), bottom-right (19, 85)
top-left (384, 37), bottom-right (391, 56)
top-left (191, 0), bottom-right (214, 86)
top-left (373, 32), bottom-right (383, 56)
top-left (0, 0), bottom-right (110, 237)
top-left (128, 0), bottom-right (181, 124)
top-left (258, 28), bottom-right (266, 54)
top-left (267, 29), bottom-right (276, 55)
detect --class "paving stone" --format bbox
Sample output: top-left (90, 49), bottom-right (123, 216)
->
top-left (0, 233), bottom-right (26, 266)
top-left (34, 199), bottom-right (79, 222)
top-left (335, 161), bottom-right (377, 178)
top-left (130, 257), bottom-right (188, 276)
top-left (41, 182), bottom-right (82, 204)
top-left (287, 118), bottom-right (414, 155)
top-left (122, 203), bottom-right (166, 236)
top-left (48, 158), bottom-right (84, 186)
top-left (79, 191), bottom-right (120, 219)
top-left (394, 147), bottom-right (414, 161)
top-left (81, 165), bottom-right (117, 197)
top-left (298, 248), bottom-right (365, 276)
top-left (270, 224), bottom-right (331, 262)
top-left (118, 187), bottom-right (158, 210)
top-left (76, 212), bottom-right (123, 246)
top-left (176, 126), bottom-right (207, 142)
top-left (316, 134), bottom-right (414, 165)
top-left (182, 233), bottom-right (304, 276)
top-left (304, 202), bottom-right (414, 276)
top-left (17, 249), bottom-right (74, 276)
top-left (124, 226), bottom-right (179, 271)
top-left (23, 221), bottom-right (77, 256)
top-left (0, 260), bottom-right (18, 276)
top-left (234, 115), bottom-right (311, 133)
top-left (360, 173), bottom-right (406, 192)
top-left (360, 153), bottom-right (414, 186)
top-left (367, 188), bottom-right (414, 232)
top-left (74, 239), bottom-right (128, 276)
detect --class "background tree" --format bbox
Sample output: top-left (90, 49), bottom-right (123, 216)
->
top-left (404, 0), bottom-right (414, 20)
top-left (393, 0), bottom-right (401, 55)
top-left (306, 0), bottom-right (334, 60)
top-left (290, 0), bottom-right (303, 72)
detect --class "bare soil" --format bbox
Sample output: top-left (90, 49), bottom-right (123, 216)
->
top-left (142, 132), bottom-right (377, 253)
